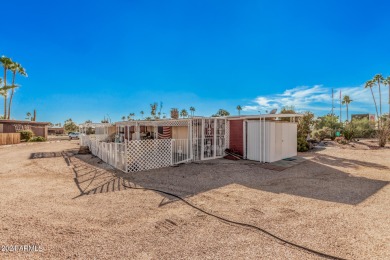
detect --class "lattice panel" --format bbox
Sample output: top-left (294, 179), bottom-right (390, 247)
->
top-left (126, 139), bottom-right (172, 172)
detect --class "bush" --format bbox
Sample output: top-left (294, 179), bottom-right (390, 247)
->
top-left (29, 136), bottom-right (46, 142)
top-left (343, 124), bottom-right (354, 141)
top-left (351, 118), bottom-right (376, 138)
top-left (20, 130), bottom-right (33, 141)
top-left (297, 137), bottom-right (309, 152)
top-left (312, 127), bottom-right (332, 141)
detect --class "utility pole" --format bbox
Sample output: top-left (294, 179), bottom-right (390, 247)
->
top-left (339, 90), bottom-right (342, 123)
top-left (331, 88), bottom-right (334, 116)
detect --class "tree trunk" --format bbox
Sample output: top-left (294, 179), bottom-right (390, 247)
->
top-left (378, 81), bottom-right (382, 117)
top-left (7, 71), bottom-right (16, 119)
top-left (3, 67), bottom-right (7, 119)
top-left (370, 88), bottom-right (379, 121)
top-left (346, 105), bottom-right (348, 122)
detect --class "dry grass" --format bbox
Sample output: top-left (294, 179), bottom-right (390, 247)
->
top-left (0, 139), bottom-right (389, 259)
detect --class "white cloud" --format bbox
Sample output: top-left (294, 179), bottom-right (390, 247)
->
top-left (243, 84), bottom-right (389, 116)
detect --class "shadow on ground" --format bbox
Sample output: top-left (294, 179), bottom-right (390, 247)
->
top-left (67, 150), bottom-right (389, 205)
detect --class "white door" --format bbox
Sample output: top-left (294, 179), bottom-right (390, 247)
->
top-left (246, 121), bottom-right (261, 161)
top-left (282, 123), bottom-right (297, 159)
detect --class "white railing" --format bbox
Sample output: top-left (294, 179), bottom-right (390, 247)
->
top-left (79, 134), bottom-right (126, 172)
top-left (79, 137), bottom-right (191, 173)
top-left (172, 139), bottom-right (191, 165)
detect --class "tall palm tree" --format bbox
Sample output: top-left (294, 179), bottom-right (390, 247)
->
top-left (0, 56), bottom-right (13, 118)
top-left (189, 106), bottom-right (195, 117)
top-left (236, 105), bottom-right (242, 116)
top-left (373, 74), bottom-right (384, 117)
top-left (365, 80), bottom-right (379, 120)
top-left (384, 76), bottom-right (390, 118)
top-left (121, 116), bottom-right (126, 121)
top-left (140, 111), bottom-right (144, 119)
top-left (26, 112), bottom-right (31, 120)
top-left (341, 95), bottom-right (353, 122)
top-left (7, 62), bottom-right (27, 119)
top-left (180, 109), bottom-right (188, 118)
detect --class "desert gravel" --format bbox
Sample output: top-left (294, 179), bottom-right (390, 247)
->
top-left (0, 139), bottom-right (389, 259)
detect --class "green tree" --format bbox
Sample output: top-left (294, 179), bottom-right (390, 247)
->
top-left (150, 102), bottom-right (158, 118)
top-left (384, 76), bottom-right (390, 118)
top-left (0, 56), bottom-right (13, 118)
top-left (212, 109), bottom-right (230, 117)
top-left (365, 80), bottom-right (379, 120)
top-left (170, 108), bottom-right (179, 119)
top-left (342, 95), bottom-right (353, 122)
top-left (127, 113), bottom-right (135, 121)
top-left (180, 109), bottom-right (188, 118)
top-left (189, 106), bottom-right (195, 117)
top-left (26, 112), bottom-right (31, 120)
top-left (121, 116), bottom-right (126, 121)
top-left (280, 106), bottom-right (296, 122)
top-left (140, 111), bottom-right (144, 119)
top-left (373, 74), bottom-right (384, 117)
top-left (236, 105), bottom-right (242, 116)
top-left (7, 62), bottom-right (27, 119)
top-left (297, 112), bottom-right (315, 152)
top-left (64, 118), bottom-right (78, 133)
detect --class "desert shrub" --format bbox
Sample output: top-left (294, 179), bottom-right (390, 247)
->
top-left (312, 127), bottom-right (332, 141)
top-left (20, 130), bottom-right (33, 141)
top-left (297, 136), bottom-right (309, 152)
top-left (335, 137), bottom-right (348, 145)
top-left (351, 118), bottom-right (376, 138)
top-left (29, 136), bottom-right (46, 142)
top-left (343, 124), bottom-right (354, 141)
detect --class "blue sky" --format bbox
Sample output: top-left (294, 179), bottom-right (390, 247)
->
top-left (1, 0), bottom-right (390, 124)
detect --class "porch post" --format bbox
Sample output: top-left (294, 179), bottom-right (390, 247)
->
top-left (201, 119), bottom-right (204, 160)
top-left (189, 120), bottom-right (193, 161)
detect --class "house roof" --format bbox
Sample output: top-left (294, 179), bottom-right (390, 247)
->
top-left (0, 119), bottom-right (50, 125)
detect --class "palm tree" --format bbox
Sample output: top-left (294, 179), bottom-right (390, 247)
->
top-left (365, 80), bottom-right (379, 120)
top-left (373, 74), bottom-right (384, 117)
top-left (170, 108), bottom-right (179, 119)
top-left (121, 116), bottom-right (126, 121)
top-left (384, 76), bottom-right (390, 118)
top-left (180, 109), bottom-right (188, 118)
top-left (150, 102), bottom-right (158, 118)
top-left (189, 106), bottom-right (195, 117)
top-left (26, 112), bottom-right (31, 120)
top-left (236, 105), bottom-right (242, 116)
top-left (7, 62), bottom-right (27, 119)
top-left (140, 111), bottom-right (144, 119)
top-left (0, 56), bottom-right (13, 118)
top-left (341, 95), bottom-right (353, 122)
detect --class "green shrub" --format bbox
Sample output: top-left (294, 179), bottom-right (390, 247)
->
top-left (20, 130), bottom-right (33, 141)
top-left (351, 118), bottom-right (376, 138)
top-left (312, 127), bottom-right (332, 141)
top-left (29, 136), bottom-right (46, 142)
top-left (297, 136), bottom-right (309, 152)
top-left (343, 125), bottom-right (354, 141)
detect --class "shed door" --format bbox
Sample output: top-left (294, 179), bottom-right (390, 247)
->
top-left (246, 121), bottom-right (260, 161)
top-left (282, 123), bottom-right (297, 159)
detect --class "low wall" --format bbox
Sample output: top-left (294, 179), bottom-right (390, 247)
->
top-left (0, 133), bottom-right (21, 145)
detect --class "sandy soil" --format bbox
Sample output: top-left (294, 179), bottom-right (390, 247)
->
top-left (0, 140), bottom-right (389, 259)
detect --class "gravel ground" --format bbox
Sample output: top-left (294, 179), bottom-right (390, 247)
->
top-left (0, 140), bottom-right (389, 259)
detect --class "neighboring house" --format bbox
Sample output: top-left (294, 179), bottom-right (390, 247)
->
top-left (79, 114), bottom-right (301, 173)
top-left (0, 120), bottom-right (49, 139)
top-left (351, 114), bottom-right (376, 122)
top-left (48, 126), bottom-right (65, 135)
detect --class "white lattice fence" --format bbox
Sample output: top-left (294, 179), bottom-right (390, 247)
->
top-left (126, 139), bottom-right (172, 172)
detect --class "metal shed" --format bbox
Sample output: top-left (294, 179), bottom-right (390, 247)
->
top-left (228, 114), bottom-right (302, 163)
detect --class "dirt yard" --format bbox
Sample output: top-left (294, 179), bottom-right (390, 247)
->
top-left (0, 140), bottom-right (389, 259)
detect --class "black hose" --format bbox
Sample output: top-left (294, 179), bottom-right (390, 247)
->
top-left (122, 182), bottom-right (347, 260)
